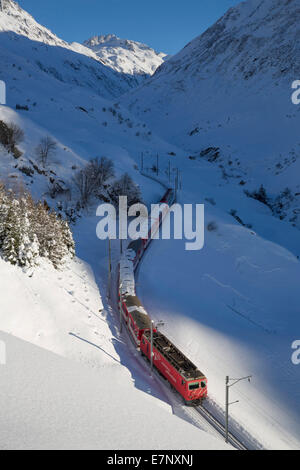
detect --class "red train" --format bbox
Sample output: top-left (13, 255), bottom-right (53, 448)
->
top-left (120, 295), bottom-right (154, 347)
top-left (118, 187), bottom-right (207, 405)
top-left (141, 331), bottom-right (207, 405)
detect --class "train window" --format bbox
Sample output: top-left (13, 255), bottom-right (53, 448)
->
top-left (188, 382), bottom-right (200, 390)
top-left (201, 381), bottom-right (207, 389)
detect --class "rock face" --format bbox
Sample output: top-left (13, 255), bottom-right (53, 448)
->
top-left (83, 34), bottom-right (167, 81)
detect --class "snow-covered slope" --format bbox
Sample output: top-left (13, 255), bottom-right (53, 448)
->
top-left (0, 0), bottom-right (178, 205)
top-left (83, 34), bottom-right (167, 82)
top-left (0, 0), bottom-right (299, 451)
top-left (121, 0), bottom-right (300, 227)
top-left (0, 237), bottom-right (233, 450)
top-left (0, 0), bottom-right (142, 97)
top-left (138, 157), bottom-right (300, 450)
top-left (0, 255), bottom-right (110, 364)
top-left (0, 0), bottom-right (68, 46)
top-left (0, 331), bottom-right (231, 450)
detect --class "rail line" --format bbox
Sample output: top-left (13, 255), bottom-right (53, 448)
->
top-left (110, 171), bottom-right (259, 450)
top-left (194, 405), bottom-right (248, 450)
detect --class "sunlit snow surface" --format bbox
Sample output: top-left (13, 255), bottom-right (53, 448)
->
top-left (0, 329), bottom-right (231, 450)
top-left (138, 158), bottom-right (300, 450)
top-left (0, 0), bottom-right (299, 451)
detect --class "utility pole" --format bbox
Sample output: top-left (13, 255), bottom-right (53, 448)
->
top-left (174, 168), bottom-right (179, 201)
top-left (108, 238), bottom-right (112, 298)
top-left (150, 321), bottom-right (154, 375)
top-left (225, 375), bottom-right (252, 443)
top-left (225, 376), bottom-right (230, 443)
top-left (119, 283), bottom-right (123, 334)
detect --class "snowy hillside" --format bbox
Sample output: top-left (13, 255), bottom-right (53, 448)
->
top-left (0, 0), bottom-right (143, 97)
top-left (0, 241), bottom-right (233, 450)
top-left (0, 0), bottom-right (299, 451)
top-left (0, 331), bottom-right (231, 450)
top-left (0, 0), bottom-right (68, 46)
top-left (0, 0), bottom-right (178, 207)
top-left (138, 156), bottom-right (300, 450)
top-left (83, 34), bottom-right (167, 82)
top-left (121, 0), bottom-right (300, 228)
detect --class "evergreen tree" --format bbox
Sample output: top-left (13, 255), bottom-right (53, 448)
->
top-left (60, 220), bottom-right (75, 258)
top-left (0, 186), bottom-right (9, 247)
top-left (2, 200), bottom-right (21, 265)
top-left (0, 185), bottom-right (75, 269)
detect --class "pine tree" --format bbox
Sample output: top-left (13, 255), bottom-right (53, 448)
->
top-left (17, 209), bottom-right (39, 268)
top-left (0, 185), bottom-right (75, 269)
top-left (60, 220), bottom-right (75, 258)
top-left (2, 200), bottom-right (20, 265)
top-left (0, 185), bottom-right (9, 247)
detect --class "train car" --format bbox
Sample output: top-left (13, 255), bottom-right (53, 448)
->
top-left (121, 295), bottom-right (154, 347)
top-left (140, 331), bottom-right (207, 405)
top-left (117, 186), bottom-right (208, 403)
top-left (127, 239), bottom-right (144, 268)
top-left (126, 188), bottom-right (175, 267)
top-left (160, 188), bottom-right (175, 205)
top-left (147, 189), bottom-right (175, 242)
top-left (119, 255), bottom-right (135, 297)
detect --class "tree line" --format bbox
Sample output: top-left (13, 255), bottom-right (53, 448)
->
top-left (0, 183), bottom-right (75, 269)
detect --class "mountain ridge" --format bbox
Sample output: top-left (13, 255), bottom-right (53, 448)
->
top-left (121, 0), bottom-right (300, 229)
top-left (82, 33), bottom-right (167, 80)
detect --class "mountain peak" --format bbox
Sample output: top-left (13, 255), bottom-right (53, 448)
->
top-left (83, 34), bottom-right (120, 47)
top-left (0, 0), bottom-right (67, 46)
top-left (83, 33), bottom-right (167, 79)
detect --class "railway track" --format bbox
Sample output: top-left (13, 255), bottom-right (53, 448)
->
top-left (110, 172), bottom-right (261, 450)
top-left (111, 260), bottom-right (254, 450)
top-left (194, 405), bottom-right (248, 450)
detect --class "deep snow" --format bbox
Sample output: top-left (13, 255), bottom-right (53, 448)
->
top-left (137, 158), bottom-right (300, 450)
top-left (0, 0), bottom-right (299, 451)
top-left (0, 330), bottom-right (231, 450)
top-left (121, 0), bottom-right (300, 228)
top-left (83, 34), bottom-right (167, 82)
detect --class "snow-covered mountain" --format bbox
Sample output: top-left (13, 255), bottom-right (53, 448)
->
top-left (83, 34), bottom-right (167, 82)
top-left (0, 0), bottom-right (300, 450)
top-left (0, 0), bottom-right (68, 46)
top-left (0, 0), bottom-right (145, 97)
top-left (122, 0), bottom-right (300, 228)
top-left (0, 0), bottom-right (177, 203)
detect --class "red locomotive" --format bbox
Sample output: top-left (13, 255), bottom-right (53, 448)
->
top-left (118, 187), bottom-right (208, 406)
top-left (140, 331), bottom-right (207, 405)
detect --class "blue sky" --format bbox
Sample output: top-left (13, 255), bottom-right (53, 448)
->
top-left (18, 0), bottom-right (242, 54)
